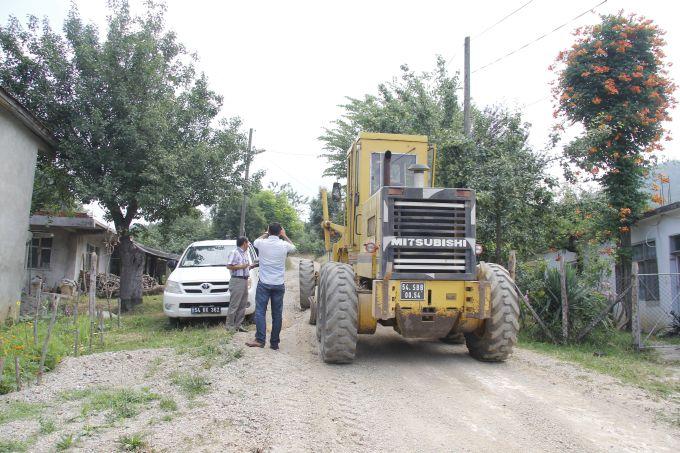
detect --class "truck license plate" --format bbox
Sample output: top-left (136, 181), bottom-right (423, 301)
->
top-left (400, 282), bottom-right (425, 300)
top-left (190, 306), bottom-right (222, 314)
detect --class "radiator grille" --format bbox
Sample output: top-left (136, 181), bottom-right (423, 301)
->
top-left (392, 199), bottom-right (468, 273)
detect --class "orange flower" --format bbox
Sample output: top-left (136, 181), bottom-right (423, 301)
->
top-left (630, 86), bottom-right (641, 93)
top-left (588, 146), bottom-right (598, 154)
top-left (651, 194), bottom-right (663, 204)
top-left (618, 73), bottom-right (632, 82)
top-left (660, 176), bottom-right (670, 184)
top-left (619, 226), bottom-right (630, 233)
top-left (593, 65), bottom-right (610, 74)
top-left (581, 71), bottom-right (591, 77)
top-left (604, 79), bottom-right (619, 95)
top-left (592, 96), bottom-right (602, 104)
top-left (632, 72), bottom-right (643, 78)
top-left (619, 207), bottom-right (631, 218)
top-left (651, 183), bottom-right (660, 191)
top-left (595, 48), bottom-right (608, 56)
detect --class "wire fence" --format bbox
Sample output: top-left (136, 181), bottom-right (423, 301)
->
top-left (635, 273), bottom-right (680, 349)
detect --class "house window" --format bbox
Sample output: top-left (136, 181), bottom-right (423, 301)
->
top-left (671, 234), bottom-right (680, 255)
top-left (633, 240), bottom-right (659, 301)
top-left (29, 236), bottom-right (52, 269)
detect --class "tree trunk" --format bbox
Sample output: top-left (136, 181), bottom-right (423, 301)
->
top-left (119, 234), bottom-right (144, 311)
top-left (494, 214), bottom-right (502, 264)
top-left (616, 230), bottom-right (633, 330)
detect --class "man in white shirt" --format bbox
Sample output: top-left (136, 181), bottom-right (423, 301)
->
top-left (246, 222), bottom-right (296, 350)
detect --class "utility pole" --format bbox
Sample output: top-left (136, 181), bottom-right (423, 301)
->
top-left (463, 36), bottom-right (471, 137)
top-left (239, 128), bottom-right (253, 237)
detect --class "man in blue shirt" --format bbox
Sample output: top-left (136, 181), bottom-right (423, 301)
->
top-left (246, 223), bottom-right (296, 350)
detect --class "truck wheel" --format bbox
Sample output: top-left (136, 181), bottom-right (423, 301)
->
top-left (465, 262), bottom-right (520, 362)
top-left (315, 262), bottom-right (331, 340)
top-left (319, 262), bottom-right (358, 364)
top-left (440, 332), bottom-right (465, 344)
top-left (299, 259), bottom-right (315, 310)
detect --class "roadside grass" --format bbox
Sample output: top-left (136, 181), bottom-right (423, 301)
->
top-left (55, 433), bottom-right (74, 451)
top-left (170, 372), bottom-right (211, 399)
top-left (38, 416), bottom-right (56, 434)
top-left (75, 387), bottom-right (160, 420)
top-left (0, 439), bottom-right (29, 452)
top-left (519, 330), bottom-right (680, 399)
top-left (117, 433), bottom-right (148, 452)
top-left (0, 401), bottom-right (44, 424)
top-left (158, 397), bottom-right (177, 412)
top-left (1, 295), bottom-right (235, 394)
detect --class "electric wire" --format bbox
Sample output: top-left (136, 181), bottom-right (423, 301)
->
top-left (472, 0), bottom-right (608, 74)
top-left (473, 0), bottom-right (537, 39)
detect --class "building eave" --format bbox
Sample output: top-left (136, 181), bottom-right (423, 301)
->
top-left (0, 86), bottom-right (57, 148)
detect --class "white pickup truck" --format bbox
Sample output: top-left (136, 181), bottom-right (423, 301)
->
top-left (162, 240), bottom-right (259, 323)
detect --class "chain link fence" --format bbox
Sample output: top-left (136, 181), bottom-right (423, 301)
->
top-left (635, 273), bottom-right (680, 349)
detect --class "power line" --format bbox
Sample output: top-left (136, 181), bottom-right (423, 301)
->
top-left (472, 0), bottom-right (608, 74)
top-left (473, 0), bottom-right (537, 39)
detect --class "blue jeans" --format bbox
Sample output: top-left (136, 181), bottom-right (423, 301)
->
top-left (255, 281), bottom-right (285, 346)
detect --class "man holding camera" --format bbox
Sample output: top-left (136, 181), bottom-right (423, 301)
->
top-left (246, 223), bottom-right (296, 350)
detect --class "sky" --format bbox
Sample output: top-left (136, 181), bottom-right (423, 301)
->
top-left (2, 0), bottom-right (679, 222)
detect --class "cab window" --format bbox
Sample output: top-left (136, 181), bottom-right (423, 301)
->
top-left (370, 153), bottom-right (416, 194)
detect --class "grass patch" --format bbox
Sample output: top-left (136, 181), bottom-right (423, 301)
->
top-left (159, 397), bottom-right (177, 412)
top-left (170, 372), bottom-right (210, 399)
top-left (520, 330), bottom-right (680, 398)
top-left (0, 401), bottom-right (44, 425)
top-left (1, 295), bottom-right (234, 394)
top-left (55, 434), bottom-right (74, 451)
top-left (0, 439), bottom-right (28, 453)
top-left (39, 417), bottom-right (56, 434)
top-left (80, 387), bottom-right (159, 420)
top-left (117, 433), bottom-right (147, 452)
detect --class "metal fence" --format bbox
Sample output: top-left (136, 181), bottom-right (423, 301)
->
top-left (635, 273), bottom-right (680, 349)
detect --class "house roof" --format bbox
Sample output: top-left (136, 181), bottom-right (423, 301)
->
top-left (640, 201), bottom-right (680, 220)
top-left (29, 213), bottom-right (113, 233)
top-left (0, 86), bottom-right (57, 148)
top-left (133, 240), bottom-right (180, 260)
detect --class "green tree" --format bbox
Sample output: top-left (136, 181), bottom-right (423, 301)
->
top-left (130, 209), bottom-right (213, 255)
top-left (0, 2), bottom-right (248, 308)
top-left (552, 13), bottom-right (676, 323)
top-left (319, 57), bottom-right (461, 179)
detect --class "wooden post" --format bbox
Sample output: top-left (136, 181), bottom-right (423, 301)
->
top-left (239, 128), bottom-right (254, 237)
top-left (33, 284), bottom-right (41, 345)
top-left (463, 36), bottom-right (471, 137)
top-left (631, 261), bottom-right (641, 350)
top-left (88, 252), bottom-right (97, 353)
top-left (14, 356), bottom-right (21, 391)
top-left (37, 295), bottom-right (60, 385)
top-left (508, 250), bottom-right (517, 281)
top-left (73, 290), bottom-right (80, 356)
top-left (559, 254), bottom-right (569, 343)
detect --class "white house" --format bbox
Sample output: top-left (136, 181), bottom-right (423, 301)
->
top-left (631, 202), bottom-right (680, 331)
top-left (25, 213), bottom-right (116, 293)
top-left (0, 87), bottom-right (56, 322)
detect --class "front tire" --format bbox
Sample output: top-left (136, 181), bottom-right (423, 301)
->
top-left (465, 262), bottom-right (520, 362)
top-left (318, 262), bottom-right (358, 364)
top-left (299, 259), bottom-right (315, 310)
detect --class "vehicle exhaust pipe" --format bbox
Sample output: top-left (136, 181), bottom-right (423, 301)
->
top-left (383, 151), bottom-right (392, 187)
top-left (409, 163), bottom-right (430, 188)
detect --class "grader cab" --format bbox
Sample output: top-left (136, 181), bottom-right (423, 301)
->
top-left (299, 132), bottom-right (520, 364)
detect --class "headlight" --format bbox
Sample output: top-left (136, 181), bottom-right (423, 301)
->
top-left (165, 280), bottom-right (182, 294)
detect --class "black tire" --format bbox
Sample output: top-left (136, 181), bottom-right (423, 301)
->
top-left (315, 262), bottom-right (332, 341)
top-left (319, 262), bottom-right (358, 364)
top-left (168, 317), bottom-right (181, 328)
top-left (299, 259), bottom-right (315, 310)
top-left (465, 262), bottom-right (520, 362)
top-left (440, 332), bottom-right (465, 344)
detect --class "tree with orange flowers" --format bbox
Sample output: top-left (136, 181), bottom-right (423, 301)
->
top-left (552, 13), bottom-right (676, 327)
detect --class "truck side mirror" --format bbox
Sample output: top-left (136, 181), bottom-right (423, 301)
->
top-left (332, 182), bottom-right (342, 202)
top-left (167, 259), bottom-right (177, 270)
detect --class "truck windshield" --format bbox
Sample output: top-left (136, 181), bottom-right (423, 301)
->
top-left (180, 245), bottom-right (236, 267)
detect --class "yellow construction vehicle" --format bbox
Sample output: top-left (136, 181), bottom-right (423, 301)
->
top-left (298, 132), bottom-right (519, 363)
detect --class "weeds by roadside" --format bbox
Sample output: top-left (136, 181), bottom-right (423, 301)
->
top-left (117, 433), bottom-right (148, 452)
top-left (170, 372), bottom-right (210, 399)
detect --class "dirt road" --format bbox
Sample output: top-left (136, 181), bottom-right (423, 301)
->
top-left (3, 257), bottom-right (679, 452)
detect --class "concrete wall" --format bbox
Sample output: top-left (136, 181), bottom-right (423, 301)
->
top-left (632, 211), bottom-right (680, 331)
top-left (0, 107), bottom-right (40, 321)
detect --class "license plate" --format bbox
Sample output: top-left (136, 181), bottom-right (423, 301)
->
top-left (190, 306), bottom-right (222, 314)
top-left (400, 282), bottom-right (425, 300)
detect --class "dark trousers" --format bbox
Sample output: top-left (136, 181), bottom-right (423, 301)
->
top-left (254, 281), bottom-right (285, 346)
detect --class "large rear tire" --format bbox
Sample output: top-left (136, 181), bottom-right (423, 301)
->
top-left (465, 262), bottom-right (520, 362)
top-left (318, 262), bottom-right (358, 364)
top-left (299, 259), bottom-right (315, 310)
